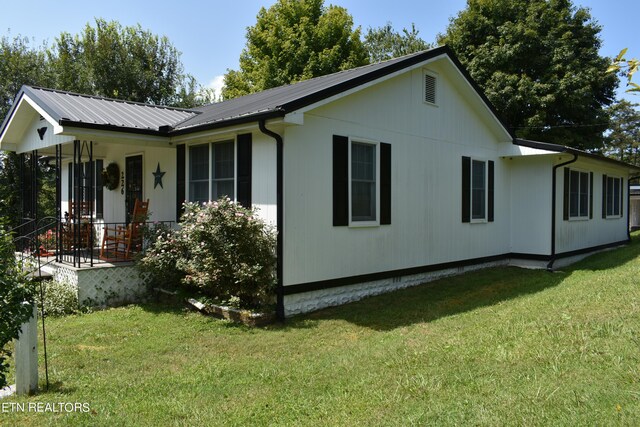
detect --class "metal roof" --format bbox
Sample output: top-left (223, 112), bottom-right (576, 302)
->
top-left (172, 47), bottom-right (452, 133)
top-left (9, 86), bottom-right (199, 135)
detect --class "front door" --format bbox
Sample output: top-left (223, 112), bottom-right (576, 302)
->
top-left (125, 155), bottom-right (143, 224)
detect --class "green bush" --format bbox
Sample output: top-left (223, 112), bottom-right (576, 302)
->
top-left (139, 198), bottom-right (277, 309)
top-left (0, 223), bottom-right (35, 389)
top-left (37, 279), bottom-right (80, 317)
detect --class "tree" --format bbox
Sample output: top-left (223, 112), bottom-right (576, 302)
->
top-left (365, 22), bottom-right (431, 63)
top-left (0, 35), bottom-right (54, 229)
top-left (603, 100), bottom-right (640, 165)
top-left (49, 19), bottom-right (200, 106)
top-left (607, 48), bottom-right (639, 93)
top-left (222, 0), bottom-right (368, 99)
top-left (439, 0), bottom-right (618, 150)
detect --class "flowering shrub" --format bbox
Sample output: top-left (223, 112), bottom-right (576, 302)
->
top-left (37, 228), bottom-right (56, 254)
top-left (139, 198), bottom-right (277, 309)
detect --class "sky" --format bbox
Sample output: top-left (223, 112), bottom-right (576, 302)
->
top-left (1, 0), bottom-right (638, 102)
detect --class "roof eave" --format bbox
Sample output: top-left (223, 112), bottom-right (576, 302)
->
top-left (515, 138), bottom-right (640, 172)
top-left (169, 110), bottom-right (285, 136)
top-left (58, 119), bottom-right (169, 137)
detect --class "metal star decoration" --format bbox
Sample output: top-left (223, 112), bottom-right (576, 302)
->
top-left (152, 162), bottom-right (166, 189)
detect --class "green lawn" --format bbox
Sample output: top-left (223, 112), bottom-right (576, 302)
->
top-left (2, 234), bottom-right (640, 426)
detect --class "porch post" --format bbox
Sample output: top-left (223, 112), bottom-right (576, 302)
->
top-left (55, 144), bottom-right (62, 263)
top-left (31, 151), bottom-right (38, 246)
top-left (88, 141), bottom-right (94, 267)
top-left (73, 139), bottom-right (80, 267)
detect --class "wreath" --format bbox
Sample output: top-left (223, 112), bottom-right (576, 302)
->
top-left (102, 162), bottom-right (120, 190)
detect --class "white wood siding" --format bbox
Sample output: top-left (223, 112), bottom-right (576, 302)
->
top-left (508, 156), bottom-right (553, 255)
top-left (283, 65), bottom-right (512, 286)
top-left (251, 132), bottom-right (278, 226)
top-left (554, 158), bottom-right (630, 253)
top-left (16, 114), bottom-right (73, 154)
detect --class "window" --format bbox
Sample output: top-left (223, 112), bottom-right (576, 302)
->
top-left (471, 160), bottom-right (486, 220)
top-left (569, 170), bottom-right (590, 218)
top-left (604, 175), bottom-right (623, 217)
top-left (189, 140), bottom-right (235, 204)
top-left (462, 157), bottom-right (494, 223)
top-left (332, 135), bottom-right (391, 227)
top-left (351, 142), bottom-right (377, 222)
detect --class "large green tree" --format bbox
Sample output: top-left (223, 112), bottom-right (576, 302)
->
top-left (439, 0), bottom-right (618, 150)
top-left (0, 35), bottom-right (54, 229)
top-left (49, 18), bottom-right (199, 106)
top-left (365, 22), bottom-right (431, 63)
top-left (222, 0), bottom-right (368, 99)
top-left (603, 100), bottom-right (640, 165)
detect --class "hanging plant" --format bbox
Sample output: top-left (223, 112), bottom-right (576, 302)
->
top-left (102, 162), bottom-right (120, 190)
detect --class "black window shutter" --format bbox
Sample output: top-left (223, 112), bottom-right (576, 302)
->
top-left (176, 144), bottom-right (185, 221)
top-left (67, 163), bottom-right (72, 210)
top-left (95, 159), bottom-right (104, 219)
top-left (589, 172), bottom-right (593, 219)
top-left (563, 168), bottom-right (570, 221)
top-left (461, 156), bottom-right (471, 223)
top-left (333, 135), bottom-right (349, 226)
top-left (237, 133), bottom-right (252, 208)
top-left (488, 160), bottom-right (494, 222)
top-left (380, 143), bottom-right (392, 225)
top-left (602, 174), bottom-right (607, 219)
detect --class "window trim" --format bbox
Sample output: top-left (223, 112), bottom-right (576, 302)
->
top-left (604, 175), bottom-right (623, 219)
top-left (187, 138), bottom-right (237, 204)
top-left (470, 158), bottom-right (488, 223)
top-left (348, 137), bottom-right (380, 227)
top-left (568, 168), bottom-right (590, 220)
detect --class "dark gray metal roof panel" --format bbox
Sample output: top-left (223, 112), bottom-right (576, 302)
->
top-left (23, 86), bottom-right (198, 132)
top-left (174, 48), bottom-right (447, 131)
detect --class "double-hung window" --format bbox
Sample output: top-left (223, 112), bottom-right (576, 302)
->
top-left (332, 135), bottom-right (391, 227)
top-left (603, 175), bottom-right (623, 217)
top-left (351, 141), bottom-right (377, 222)
top-left (569, 170), bottom-right (590, 219)
top-left (461, 157), bottom-right (494, 223)
top-left (471, 160), bottom-right (486, 220)
top-left (68, 159), bottom-right (104, 218)
top-left (189, 140), bottom-right (235, 203)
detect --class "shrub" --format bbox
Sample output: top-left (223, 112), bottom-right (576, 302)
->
top-left (36, 279), bottom-right (80, 317)
top-left (139, 198), bottom-right (277, 309)
top-left (0, 222), bottom-right (35, 389)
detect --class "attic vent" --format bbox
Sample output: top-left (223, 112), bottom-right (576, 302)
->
top-left (424, 73), bottom-right (436, 104)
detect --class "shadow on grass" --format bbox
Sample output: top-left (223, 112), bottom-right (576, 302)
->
top-left (568, 233), bottom-right (640, 272)
top-left (299, 266), bottom-right (567, 331)
top-left (297, 234), bottom-right (640, 331)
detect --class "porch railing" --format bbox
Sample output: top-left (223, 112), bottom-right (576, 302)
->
top-left (15, 219), bottom-right (174, 268)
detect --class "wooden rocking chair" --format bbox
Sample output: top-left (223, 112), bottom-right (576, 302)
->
top-left (61, 201), bottom-right (93, 250)
top-left (99, 199), bottom-right (149, 261)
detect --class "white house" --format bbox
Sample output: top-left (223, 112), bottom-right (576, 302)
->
top-left (1, 46), bottom-right (638, 317)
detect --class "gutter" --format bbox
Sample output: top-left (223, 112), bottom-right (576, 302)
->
top-left (258, 119), bottom-right (285, 321)
top-left (547, 153), bottom-right (578, 270)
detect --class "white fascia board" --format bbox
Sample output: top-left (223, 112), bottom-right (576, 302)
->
top-left (62, 127), bottom-right (170, 147)
top-left (500, 144), bottom-right (558, 157)
top-left (169, 120), bottom-right (283, 145)
top-left (22, 96), bottom-right (64, 134)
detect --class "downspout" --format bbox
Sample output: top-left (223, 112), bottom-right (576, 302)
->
top-left (258, 119), bottom-right (285, 321)
top-left (629, 176), bottom-right (640, 240)
top-left (547, 153), bottom-right (578, 271)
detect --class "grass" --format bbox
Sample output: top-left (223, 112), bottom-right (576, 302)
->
top-left (2, 233), bottom-right (640, 426)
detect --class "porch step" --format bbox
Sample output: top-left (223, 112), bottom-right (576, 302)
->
top-left (26, 271), bottom-right (53, 282)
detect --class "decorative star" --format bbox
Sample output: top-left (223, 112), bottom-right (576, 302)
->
top-left (153, 162), bottom-right (166, 189)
